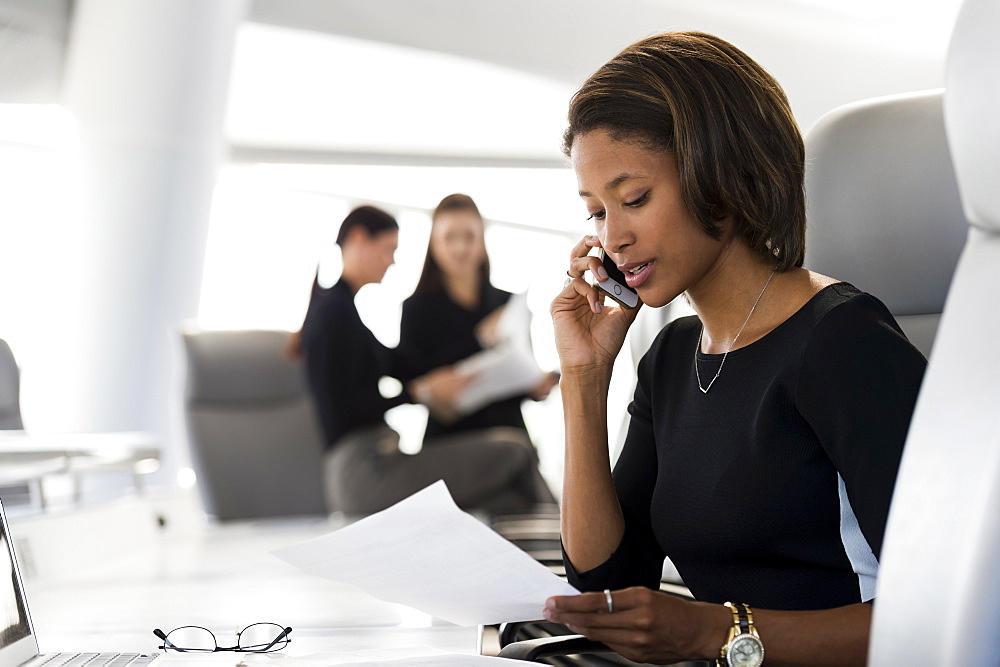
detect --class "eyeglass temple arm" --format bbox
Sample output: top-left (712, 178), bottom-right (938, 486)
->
top-left (152, 628), bottom-right (176, 651)
top-left (259, 627), bottom-right (293, 652)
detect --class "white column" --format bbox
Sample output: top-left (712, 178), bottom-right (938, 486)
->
top-left (60, 0), bottom-right (246, 479)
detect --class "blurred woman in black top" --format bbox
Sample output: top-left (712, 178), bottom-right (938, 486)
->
top-left (400, 194), bottom-right (559, 442)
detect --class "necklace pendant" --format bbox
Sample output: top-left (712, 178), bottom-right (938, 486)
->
top-left (693, 266), bottom-right (778, 396)
top-left (697, 370), bottom-right (721, 394)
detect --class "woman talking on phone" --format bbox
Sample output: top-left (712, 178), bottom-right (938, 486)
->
top-left (545, 32), bottom-right (926, 665)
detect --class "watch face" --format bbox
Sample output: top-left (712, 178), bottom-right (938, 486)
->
top-left (727, 634), bottom-right (764, 667)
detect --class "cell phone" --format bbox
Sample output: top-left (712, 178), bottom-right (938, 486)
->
top-left (595, 248), bottom-right (639, 308)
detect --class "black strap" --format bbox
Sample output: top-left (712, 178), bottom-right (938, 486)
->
top-left (735, 603), bottom-right (751, 635)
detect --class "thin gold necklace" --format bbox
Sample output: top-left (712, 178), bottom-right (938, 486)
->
top-left (694, 267), bottom-right (778, 394)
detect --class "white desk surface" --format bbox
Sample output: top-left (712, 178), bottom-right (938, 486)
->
top-left (0, 430), bottom-right (160, 484)
top-left (0, 430), bottom-right (159, 453)
top-left (20, 512), bottom-right (480, 664)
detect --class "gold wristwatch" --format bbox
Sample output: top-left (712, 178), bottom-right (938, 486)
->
top-left (718, 602), bottom-right (764, 667)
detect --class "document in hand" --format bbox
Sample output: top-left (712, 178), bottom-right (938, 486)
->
top-left (452, 345), bottom-right (546, 415)
top-left (452, 292), bottom-right (548, 416)
top-left (272, 481), bottom-right (578, 626)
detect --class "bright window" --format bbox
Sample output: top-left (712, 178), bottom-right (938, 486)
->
top-left (0, 104), bottom-right (85, 432)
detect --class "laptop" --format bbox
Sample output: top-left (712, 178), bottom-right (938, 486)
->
top-left (0, 499), bottom-right (160, 667)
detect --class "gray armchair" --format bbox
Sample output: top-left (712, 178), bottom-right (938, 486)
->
top-left (181, 327), bottom-right (327, 520)
top-left (0, 338), bottom-right (24, 430)
top-left (0, 338), bottom-right (32, 506)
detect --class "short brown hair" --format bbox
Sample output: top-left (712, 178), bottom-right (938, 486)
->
top-left (564, 31), bottom-right (805, 270)
top-left (336, 205), bottom-right (398, 246)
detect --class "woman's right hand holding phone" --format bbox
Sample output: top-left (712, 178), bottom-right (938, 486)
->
top-left (554, 236), bottom-right (639, 573)
top-left (551, 235), bottom-right (641, 380)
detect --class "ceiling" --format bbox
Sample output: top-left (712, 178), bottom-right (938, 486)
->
top-left (248, 0), bottom-right (960, 85)
top-left (0, 0), bottom-right (964, 155)
top-left (245, 0), bottom-right (962, 136)
top-left (235, 0), bottom-right (962, 161)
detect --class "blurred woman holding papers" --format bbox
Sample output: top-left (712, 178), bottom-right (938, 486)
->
top-left (401, 193), bottom-right (556, 504)
top-left (402, 194), bottom-right (559, 434)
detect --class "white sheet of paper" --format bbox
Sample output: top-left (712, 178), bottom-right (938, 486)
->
top-left (453, 293), bottom-right (546, 415)
top-left (453, 344), bottom-right (546, 415)
top-left (271, 481), bottom-right (578, 626)
top-left (492, 292), bottom-right (533, 348)
top-left (241, 647), bottom-right (528, 665)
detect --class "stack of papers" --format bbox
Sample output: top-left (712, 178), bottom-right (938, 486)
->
top-left (272, 481), bottom-right (577, 626)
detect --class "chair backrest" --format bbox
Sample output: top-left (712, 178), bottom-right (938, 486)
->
top-left (869, 0), bottom-right (1000, 663)
top-left (181, 327), bottom-right (327, 520)
top-left (804, 89), bottom-right (968, 358)
top-left (0, 339), bottom-right (24, 430)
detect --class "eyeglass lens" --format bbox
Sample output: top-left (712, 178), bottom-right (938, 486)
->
top-left (161, 626), bottom-right (216, 653)
top-left (238, 623), bottom-right (291, 652)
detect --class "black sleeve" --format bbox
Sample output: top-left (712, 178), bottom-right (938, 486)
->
top-left (796, 295), bottom-right (927, 559)
top-left (564, 335), bottom-right (666, 592)
top-left (303, 290), bottom-right (410, 443)
top-left (381, 340), bottom-right (416, 407)
top-left (399, 297), bottom-right (434, 378)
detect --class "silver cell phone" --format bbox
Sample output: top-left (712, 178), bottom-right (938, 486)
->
top-left (596, 248), bottom-right (639, 308)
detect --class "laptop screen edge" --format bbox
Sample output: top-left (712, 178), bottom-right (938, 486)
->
top-left (0, 498), bottom-right (41, 667)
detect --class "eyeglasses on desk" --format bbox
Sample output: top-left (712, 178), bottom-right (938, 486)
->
top-left (153, 623), bottom-right (292, 653)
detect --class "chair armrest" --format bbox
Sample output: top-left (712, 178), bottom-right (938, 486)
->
top-left (497, 634), bottom-right (613, 661)
top-left (499, 620), bottom-right (580, 648)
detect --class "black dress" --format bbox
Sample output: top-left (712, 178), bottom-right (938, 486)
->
top-left (566, 283), bottom-right (927, 611)
top-left (300, 278), bottom-right (416, 448)
top-left (400, 283), bottom-right (529, 441)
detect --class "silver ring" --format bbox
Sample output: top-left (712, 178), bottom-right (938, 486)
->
top-left (604, 589), bottom-right (614, 613)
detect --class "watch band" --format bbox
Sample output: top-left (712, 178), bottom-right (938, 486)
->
top-left (735, 603), bottom-right (751, 635)
top-left (718, 602), bottom-right (763, 667)
top-left (718, 602), bottom-right (739, 667)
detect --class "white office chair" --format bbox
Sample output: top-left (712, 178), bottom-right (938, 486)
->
top-left (181, 327), bottom-right (328, 520)
top-left (804, 89), bottom-right (967, 359)
top-left (869, 0), bottom-right (1000, 662)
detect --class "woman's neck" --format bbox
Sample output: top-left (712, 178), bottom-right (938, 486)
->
top-left (443, 272), bottom-right (481, 309)
top-left (686, 242), bottom-right (782, 355)
top-left (340, 265), bottom-right (368, 295)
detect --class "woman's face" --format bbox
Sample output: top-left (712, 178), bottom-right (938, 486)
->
top-left (571, 129), bottom-right (730, 308)
top-left (362, 229), bottom-right (398, 285)
top-left (429, 209), bottom-right (487, 281)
